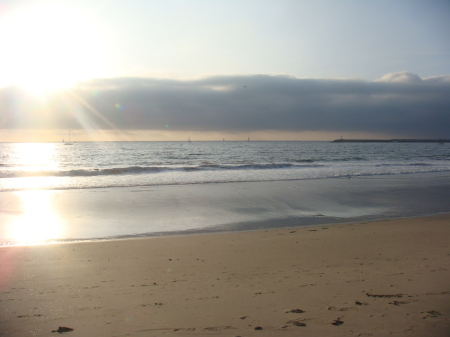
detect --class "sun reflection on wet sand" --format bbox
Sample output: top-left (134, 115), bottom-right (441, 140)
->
top-left (6, 190), bottom-right (65, 246)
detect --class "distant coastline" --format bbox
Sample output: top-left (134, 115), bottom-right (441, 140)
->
top-left (333, 138), bottom-right (450, 143)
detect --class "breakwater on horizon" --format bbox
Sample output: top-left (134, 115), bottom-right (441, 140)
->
top-left (333, 138), bottom-right (450, 143)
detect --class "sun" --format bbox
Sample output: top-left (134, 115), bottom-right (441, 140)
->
top-left (0, 2), bottom-right (109, 95)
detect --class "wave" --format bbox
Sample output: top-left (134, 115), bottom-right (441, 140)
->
top-left (294, 159), bottom-right (315, 163)
top-left (0, 162), bottom-right (324, 179)
top-left (375, 162), bottom-right (432, 167)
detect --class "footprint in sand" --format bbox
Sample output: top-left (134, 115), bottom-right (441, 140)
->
top-left (355, 301), bottom-right (369, 305)
top-left (286, 319), bottom-right (307, 327)
top-left (204, 326), bottom-right (236, 331)
top-left (422, 310), bottom-right (441, 318)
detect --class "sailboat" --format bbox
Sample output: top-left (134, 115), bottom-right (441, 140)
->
top-left (64, 130), bottom-right (73, 145)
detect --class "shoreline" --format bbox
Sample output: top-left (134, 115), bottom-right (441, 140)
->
top-left (1, 172), bottom-right (450, 246)
top-left (1, 214), bottom-right (449, 336)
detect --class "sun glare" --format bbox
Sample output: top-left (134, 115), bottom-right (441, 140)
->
top-left (0, 2), bottom-right (108, 95)
top-left (4, 144), bottom-right (65, 245)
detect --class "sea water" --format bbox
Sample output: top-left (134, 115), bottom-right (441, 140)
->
top-left (1, 141), bottom-right (450, 245)
top-left (1, 141), bottom-right (449, 192)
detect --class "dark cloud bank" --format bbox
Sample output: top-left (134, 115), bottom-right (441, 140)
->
top-left (1, 72), bottom-right (449, 138)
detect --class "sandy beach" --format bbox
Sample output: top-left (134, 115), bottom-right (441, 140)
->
top-left (1, 214), bottom-right (449, 336)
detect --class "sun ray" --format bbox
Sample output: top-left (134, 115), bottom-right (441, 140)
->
top-left (66, 90), bottom-right (132, 140)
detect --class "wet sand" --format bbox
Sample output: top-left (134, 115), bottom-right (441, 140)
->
top-left (1, 214), bottom-right (449, 336)
top-left (2, 173), bottom-right (450, 245)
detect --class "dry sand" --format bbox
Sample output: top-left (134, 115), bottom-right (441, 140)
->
top-left (1, 214), bottom-right (449, 336)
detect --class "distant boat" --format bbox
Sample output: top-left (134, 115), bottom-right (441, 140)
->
top-left (64, 130), bottom-right (73, 145)
top-left (188, 137), bottom-right (191, 142)
top-left (247, 137), bottom-right (250, 142)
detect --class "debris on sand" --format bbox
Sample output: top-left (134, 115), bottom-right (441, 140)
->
top-left (331, 319), bottom-right (344, 326)
top-left (52, 326), bottom-right (74, 333)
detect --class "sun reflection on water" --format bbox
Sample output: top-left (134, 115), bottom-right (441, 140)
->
top-left (7, 191), bottom-right (65, 245)
top-left (11, 143), bottom-right (60, 173)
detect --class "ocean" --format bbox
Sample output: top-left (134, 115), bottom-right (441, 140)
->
top-left (1, 141), bottom-right (449, 192)
top-left (1, 141), bottom-right (450, 245)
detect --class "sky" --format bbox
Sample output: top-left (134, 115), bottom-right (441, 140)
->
top-left (0, 0), bottom-right (449, 141)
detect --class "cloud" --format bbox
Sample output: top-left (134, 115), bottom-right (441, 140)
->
top-left (375, 71), bottom-right (423, 84)
top-left (1, 72), bottom-right (449, 139)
